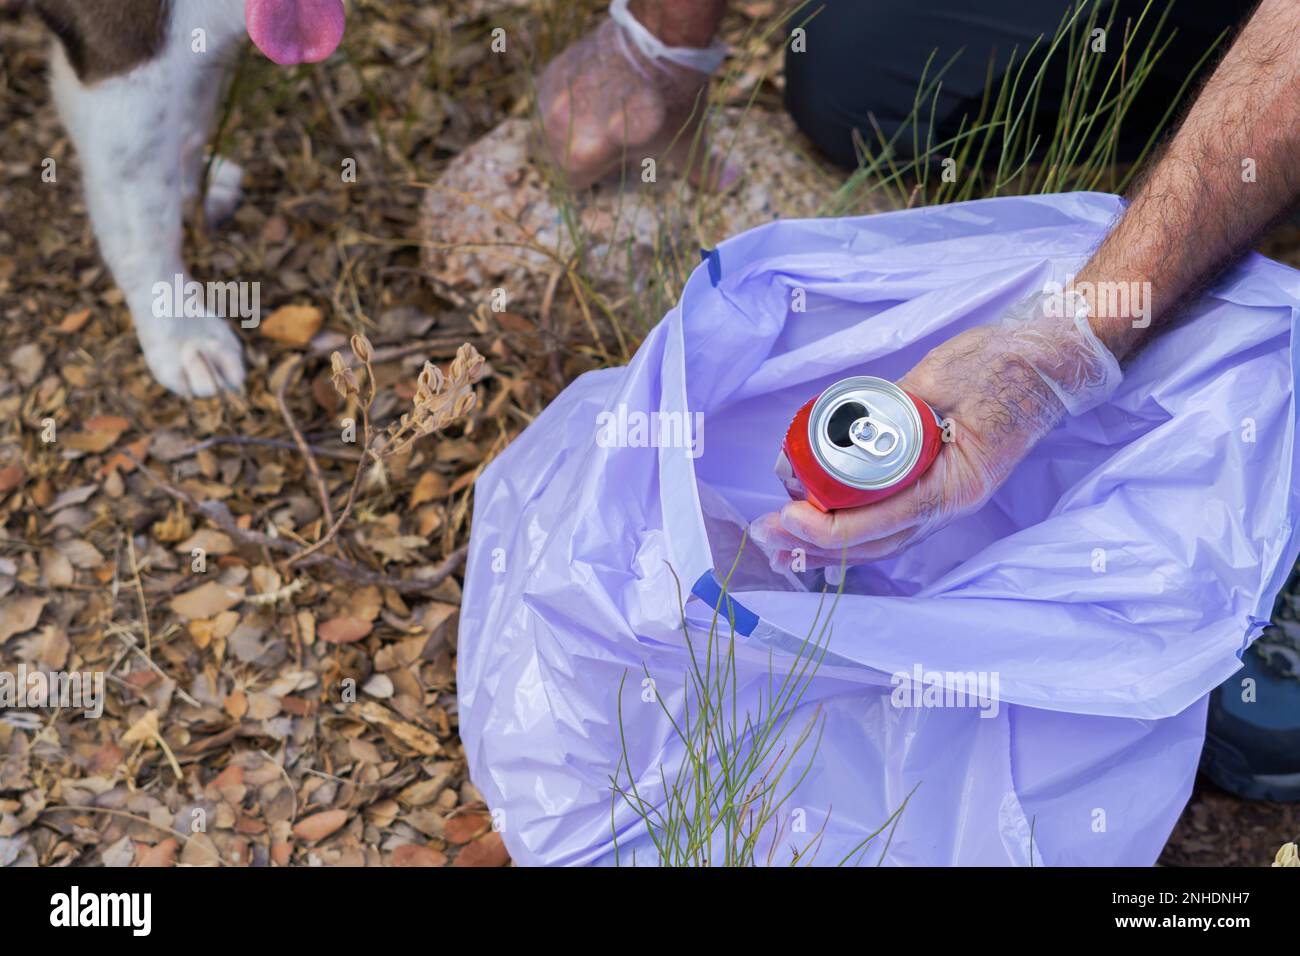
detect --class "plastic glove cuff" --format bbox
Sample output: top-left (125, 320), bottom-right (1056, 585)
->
top-left (1009, 290), bottom-right (1124, 416)
top-left (609, 0), bottom-right (727, 73)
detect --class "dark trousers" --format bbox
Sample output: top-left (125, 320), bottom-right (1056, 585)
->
top-left (783, 0), bottom-right (1251, 168)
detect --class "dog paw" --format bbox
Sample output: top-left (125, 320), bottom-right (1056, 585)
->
top-left (203, 158), bottom-right (244, 224)
top-left (140, 315), bottom-right (246, 398)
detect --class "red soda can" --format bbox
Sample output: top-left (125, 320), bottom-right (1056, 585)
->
top-left (774, 376), bottom-right (943, 513)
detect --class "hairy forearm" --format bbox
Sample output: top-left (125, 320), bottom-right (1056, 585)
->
top-left (1076, 0), bottom-right (1300, 360)
top-left (627, 0), bottom-right (726, 47)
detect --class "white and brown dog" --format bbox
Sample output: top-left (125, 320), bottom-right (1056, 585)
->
top-left (32, 0), bottom-right (346, 396)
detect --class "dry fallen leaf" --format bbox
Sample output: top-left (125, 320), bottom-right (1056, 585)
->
top-left (45, 483), bottom-right (97, 513)
top-left (35, 626), bottom-right (70, 669)
top-left (122, 710), bottom-right (161, 746)
top-left (58, 308), bottom-right (92, 333)
top-left (345, 585), bottom-right (383, 622)
top-left (0, 465), bottom-right (24, 495)
top-left (452, 831), bottom-right (509, 868)
top-left (63, 415), bottom-right (130, 454)
top-left (246, 692), bottom-right (281, 720)
top-left (151, 507), bottom-right (192, 543)
top-left (224, 689), bottom-right (248, 720)
top-left (292, 809), bottom-right (348, 843)
top-left (409, 471), bottom-right (446, 508)
top-left (136, 838), bottom-right (178, 868)
top-left (390, 844), bottom-right (447, 867)
top-left (102, 836), bottom-right (136, 868)
top-left (398, 773), bottom-right (450, 807)
top-left (10, 343), bottom-right (44, 387)
top-left (180, 833), bottom-right (221, 867)
top-left (362, 673), bottom-right (394, 699)
top-left (351, 700), bottom-right (441, 756)
top-left (444, 811), bottom-right (491, 844)
top-left (260, 304), bottom-right (324, 347)
top-left (55, 538), bottom-right (103, 569)
top-left (0, 595), bottom-right (47, 643)
top-left (362, 529), bottom-right (429, 565)
top-left (169, 582), bottom-right (245, 620)
top-left (318, 616), bottom-right (373, 644)
top-left (175, 528), bottom-right (235, 555)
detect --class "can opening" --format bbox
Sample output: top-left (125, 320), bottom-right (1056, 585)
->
top-left (826, 401), bottom-right (869, 448)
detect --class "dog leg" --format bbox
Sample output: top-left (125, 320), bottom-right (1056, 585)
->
top-left (179, 77), bottom-right (245, 226)
top-left (199, 156), bottom-right (245, 225)
top-left (50, 39), bottom-right (245, 397)
top-left (176, 16), bottom-right (246, 226)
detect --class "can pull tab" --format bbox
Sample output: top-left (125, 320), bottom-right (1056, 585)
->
top-left (848, 415), bottom-right (900, 457)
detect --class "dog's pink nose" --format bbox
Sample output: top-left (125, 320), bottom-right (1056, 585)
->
top-left (245, 0), bottom-right (346, 66)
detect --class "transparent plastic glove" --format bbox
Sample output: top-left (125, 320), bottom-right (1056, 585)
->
top-left (749, 291), bottom-right (1122, 570)
top-left (536, 3), bottom-right (735, 191)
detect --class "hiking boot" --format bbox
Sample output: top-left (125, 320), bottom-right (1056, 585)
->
top-left (1201, 570), bottom-right (1300, 802)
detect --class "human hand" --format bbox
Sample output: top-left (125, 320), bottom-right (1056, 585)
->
top-left (536, 4), bottom-right (735, 191)
top-left (749, 292), bottom-right (1123, 569)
